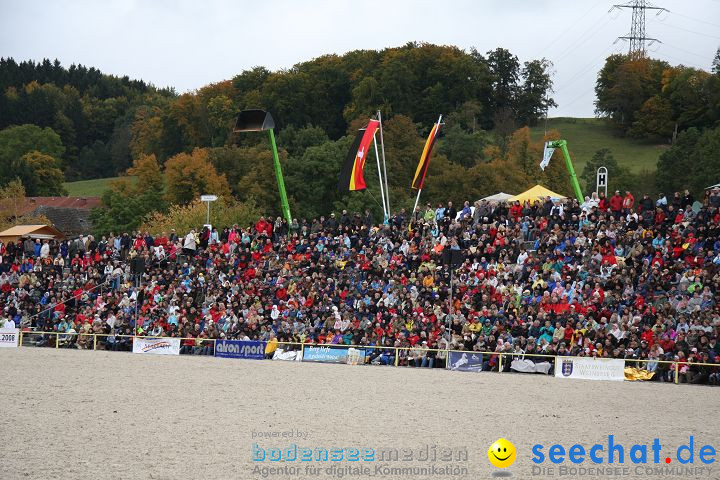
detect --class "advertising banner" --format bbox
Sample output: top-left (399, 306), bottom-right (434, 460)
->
top-left (272, 349), bottom-right (303, 361)
top-left (303, 346), bottom-right (366, 364)
top-left (215, 340), bottom-right (266, 359)
top-left (511, 358), bottom-right (552, 374)
top-left (132, 337), bottom-right (180, 355)
top-left (0, 328), bottom-right (19, 348)
top-left (555, 357), bottom-right (625, 381)
top-left (448, 351), bottom-right (483, 372)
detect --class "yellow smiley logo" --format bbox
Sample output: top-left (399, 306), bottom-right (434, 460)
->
top-left (488, 438), bottom-right (516, 468)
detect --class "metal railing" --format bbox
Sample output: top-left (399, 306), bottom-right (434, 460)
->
top-left (14, 331), bottom-right (720, 385)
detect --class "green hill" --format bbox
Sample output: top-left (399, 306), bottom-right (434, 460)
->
top-left (63, 176), bottom-right (136, 197)
top-left (529, 117), bottom-right (666, 174)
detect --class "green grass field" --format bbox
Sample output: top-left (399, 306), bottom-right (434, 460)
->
top-left (529, 117), bottom-right (666, 174)
top-left (63, 176), bottom-right (136, 197)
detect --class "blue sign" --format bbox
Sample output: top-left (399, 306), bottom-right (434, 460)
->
top-left (448, 351), bottom-right (483, 372)
top-left (303, 346), bottom-right (366, 364)
top-left (215, 340), bottom-right (266, 359)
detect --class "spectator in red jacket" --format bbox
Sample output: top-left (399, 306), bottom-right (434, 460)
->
top-left (623, 191), bottom-right (635, 215)
top-left (609, 190), bottom-right (623, 219)
top-left (254, 217), bottom-right (273, 237)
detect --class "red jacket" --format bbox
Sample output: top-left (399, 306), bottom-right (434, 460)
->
top-left (623, 194), bottom-right (634, 210)
top-left (609, 195), bottom-right (623, 212)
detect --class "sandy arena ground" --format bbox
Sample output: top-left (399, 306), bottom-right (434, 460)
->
top-left (1, 348), bottom-right (718, 480)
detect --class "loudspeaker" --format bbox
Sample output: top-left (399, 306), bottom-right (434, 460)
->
top-left (233, 109), bottom-right (275, 132)
top-left (441, 249), bottom-right (465, 267)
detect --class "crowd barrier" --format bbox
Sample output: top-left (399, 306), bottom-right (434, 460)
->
top-left (7, 330), bottom-right (720, 384)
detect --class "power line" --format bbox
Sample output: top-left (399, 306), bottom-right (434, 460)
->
top-left (533, 0), bottom-right (607, 58)
top-left (651, 19), bottom-right (720, 40)
top-left (553, 44), bottom-right (615, 92)
top-left (611, 0), bottom-right (668, 58)
top-left (662, 42), bottom-right (715, 61)
top-left (652, 52), bottom-right (705, 70)
top-left (671, 11), bottom-right (720, 29)
top-left (558, 84), bottom-right (599, 112)
top-left (553, 17), bottom-right (615, 63)
top-left (653, 49), bottom-right (707, 70)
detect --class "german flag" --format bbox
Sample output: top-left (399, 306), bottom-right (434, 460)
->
top-left (338, 119), bottom-right (380, 191)
top-left (412, 117), bottom-right (442, 190)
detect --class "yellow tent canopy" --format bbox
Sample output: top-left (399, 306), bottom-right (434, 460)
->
top-left (508, 185), bottom-right (566, 204)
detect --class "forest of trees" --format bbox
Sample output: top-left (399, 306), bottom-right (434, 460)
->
top-left (0, 43), bottom-right (719, 234)
top-left (0, 44), bottom-right (563, 232)
top-left (0, 45), bottom-right (555, 182)
top-left (594, 50), bottom-right (720, 195)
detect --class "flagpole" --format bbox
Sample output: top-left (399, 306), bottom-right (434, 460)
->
top-left (373, 134), bottom-right (388, 221)
top-left (378, 110), bottom-right (390, 223)
top-left (411, 187), bottom-right (422, 223)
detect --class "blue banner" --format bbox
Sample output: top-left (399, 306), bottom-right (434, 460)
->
top-left (215, 340), bottom-right (266, 359)
top-left (448, 351), bottom-right (483, 372)
top-left (303, 346), bottom-right (366, 364)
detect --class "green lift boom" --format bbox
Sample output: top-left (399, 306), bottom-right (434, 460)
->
top-left (234, 110), bottom-right (292, 224)
top-left (545, 139), bottom-right (584, 203)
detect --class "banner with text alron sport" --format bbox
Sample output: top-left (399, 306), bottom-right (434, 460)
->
top-left (215, 340), bottom-right (266, 359)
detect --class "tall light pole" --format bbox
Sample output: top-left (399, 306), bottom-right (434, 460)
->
top-left (234, 110), bottom-right (292, 224)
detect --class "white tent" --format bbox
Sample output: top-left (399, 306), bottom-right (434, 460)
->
top-left (705, 183), bottom-right (720, 190)
top-left (480, 192), bottom-right (513, 202)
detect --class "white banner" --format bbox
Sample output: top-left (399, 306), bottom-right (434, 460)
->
top-left (555, 357), bottom-right (625, 381)
top-left (132, 337), bottom-right (180, 355)
top-left (272, 348), bottom-right (303, 361)
top-left (540, 142), bottom-right (555, 171)
top-left (0, 328), bottom-right (19, 348)
top-left (511, 358), bottom-right (552, 374)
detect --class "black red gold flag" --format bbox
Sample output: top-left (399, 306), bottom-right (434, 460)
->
top-left (411, 121), bottom-right (441, 190)
top-left (338, 119), bottom-right (380, 191)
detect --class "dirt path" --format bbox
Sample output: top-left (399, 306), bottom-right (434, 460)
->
top-left (1, 348), bottom-right (716, 480)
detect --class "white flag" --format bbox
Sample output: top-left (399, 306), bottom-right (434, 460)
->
top-left (540, 142), bottom-right (555, 171)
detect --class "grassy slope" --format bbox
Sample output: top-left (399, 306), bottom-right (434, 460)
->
top-left (529, 117), bottom-right (666, 174)
top-left (63, 176), bottom-right (136, 197)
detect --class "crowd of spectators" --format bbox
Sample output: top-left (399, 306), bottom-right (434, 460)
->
top-left (1, 187), bottom-right (719, 384)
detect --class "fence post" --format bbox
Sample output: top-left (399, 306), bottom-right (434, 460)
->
top-left (19, 331), bottom-right (23, 347)
top-left (674, 362), bottom-right (679, 384)
top-left (300, 342), bottom-right (305, 362)
top-left (498, 353), bottom-right (503, 373)
top-left (394, 347), bottom-right (399, 367)
top-left (93, 334), bottom-right (97, 351)
top-left (55, 332), bottom-right (59, 349)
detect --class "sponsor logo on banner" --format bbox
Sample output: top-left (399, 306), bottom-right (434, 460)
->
top-left (554, 357), bottom-right (624, 381)
top-left (448, 351), bottom-right (483, 372)
top-left (215, 340), bottom-right (266, 359)
top-left (0, 328), bottom-right (19, 348)
top-left (303, 346), bottom-right (365, 364)
top-left (132, 337), bottom-right (180, 355)
top-left (531, 435), bottom-right (717, 477)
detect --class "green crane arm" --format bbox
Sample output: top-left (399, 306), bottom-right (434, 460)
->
top-left (268, 128), bottom-right (292, 224)
top-left (548, 139), bottom-right (584, 203)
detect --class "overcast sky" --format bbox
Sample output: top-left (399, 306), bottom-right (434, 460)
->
top-left (1, 0), bottom-right (718, 117)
